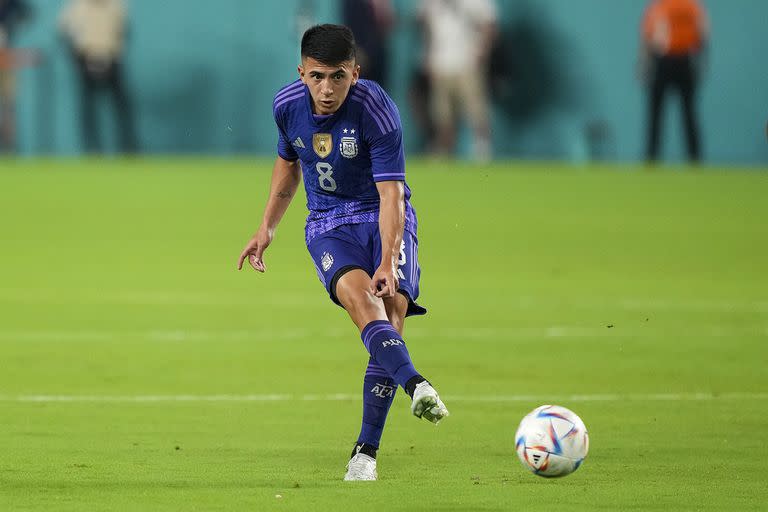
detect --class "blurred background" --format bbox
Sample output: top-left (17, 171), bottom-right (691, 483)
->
top-left (2, 3), bottom-right (768, 508)
top-left (1, 0), bottom-right (766, 164)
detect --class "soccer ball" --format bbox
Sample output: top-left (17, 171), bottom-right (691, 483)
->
top-left (515, 405), bottom-right (589, 477)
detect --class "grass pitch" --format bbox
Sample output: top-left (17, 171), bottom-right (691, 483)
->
top-left (1, 158), bottom-right (767, 510)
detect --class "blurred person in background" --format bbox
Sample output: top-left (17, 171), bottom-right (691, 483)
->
top-left (0, 0), bottom-right (32, 152)
top-left (640, 0), bottom-right (708, 163)
top-left (342, 0), bottom-right (394, 88)
top-left (60, 0), bottom-right (136, 154)
top-left (418, 0), bottom-right (497, 161)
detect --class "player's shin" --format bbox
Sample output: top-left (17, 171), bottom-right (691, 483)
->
top-left (360, 320), bottom-right (424, 392)
top-left (353, 359), bottom-right (397, 458)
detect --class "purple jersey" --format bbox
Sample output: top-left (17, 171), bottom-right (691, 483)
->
top-left (272, 79), bottom-right (417, 245)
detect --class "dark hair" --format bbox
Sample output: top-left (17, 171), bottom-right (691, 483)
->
top-left (301, 24), bottom-right (356, 65)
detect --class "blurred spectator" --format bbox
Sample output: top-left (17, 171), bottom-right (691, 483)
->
top-left (408, 10), bottom-right (432, 154)
top-left (342, 0), bottom-right (394, 87)
top-left (640, 0), bottom-right (708, 163)
top-left (0, 0), bottom-right (32, 152)
top-left (418, 0), bottom-right (497, 161)
top-left (59, 0), bottom-right (136, 154)
top-left (295, 0), bottom-right (315, 44)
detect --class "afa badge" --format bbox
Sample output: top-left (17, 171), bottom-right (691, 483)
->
top-left (313, 133), bottom-right (332, 158)
top-left (321, 251), bottom-right (334, 272)
top-left (340, 136), bottom-right (358, 159)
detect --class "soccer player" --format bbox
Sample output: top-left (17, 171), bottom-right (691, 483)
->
top-left (237, 24), bottom-right (449, 481)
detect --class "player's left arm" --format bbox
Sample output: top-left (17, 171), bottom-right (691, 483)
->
top-left (371, 180), bottom-right (405, 298)
top-left (365, 83), bottom-right (407, 298)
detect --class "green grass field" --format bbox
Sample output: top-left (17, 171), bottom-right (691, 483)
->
top-left (1, 158), bottom-right (767, 510)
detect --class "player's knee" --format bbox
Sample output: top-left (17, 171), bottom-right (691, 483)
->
top-left (387, 313), bottom-right (403, 334)
top-left (355, 289), bottom-right (385, 316)
top-left (384, 294), bottom-right (408, 334)
top-left (338, 288), bottom-right (385, 327)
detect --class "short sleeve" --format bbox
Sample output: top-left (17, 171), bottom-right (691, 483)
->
top-left (358, 82), bottom-right (405, 181)
top-left (273, 106), bottom-right (298, 161)
top-left (369, 129), bottom-right (405, 182)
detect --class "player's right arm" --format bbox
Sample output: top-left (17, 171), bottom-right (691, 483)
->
top-left (237, 156), bottom-right (301, 273)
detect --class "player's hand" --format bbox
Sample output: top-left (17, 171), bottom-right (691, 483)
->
top-left (371, 263), bottom-right (399, 298)
top-left (237, 228), bottom-right (273, 273)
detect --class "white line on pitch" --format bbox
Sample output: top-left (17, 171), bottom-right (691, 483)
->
top-left (2, 290), bottom-right (767, 312)
top-left (2, 392), bottom-right (767, 404)
top-left (1, 324), bottom-right (766, 343)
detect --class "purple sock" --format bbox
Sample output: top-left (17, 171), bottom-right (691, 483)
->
top-left (360, 320), bottom-right (419, 388)
top-left (357, 358), bottom-right (397, 448)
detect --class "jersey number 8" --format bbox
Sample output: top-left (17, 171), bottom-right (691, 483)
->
top-left (315, 163), bottom-right (337, 192)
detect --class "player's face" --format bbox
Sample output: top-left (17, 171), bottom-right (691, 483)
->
top-left (299, 57), bottom-right (360, 115)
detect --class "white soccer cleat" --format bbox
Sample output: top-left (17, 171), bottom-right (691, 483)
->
top-left (344, 453), bottom-right (377, 481)
top-left (411, 381), bottom-right (450, 424)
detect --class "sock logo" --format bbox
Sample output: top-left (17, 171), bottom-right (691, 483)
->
top-left (381, 338), bottom-right (403, 348)
top-left (370, 382), bottom-right (395, 398)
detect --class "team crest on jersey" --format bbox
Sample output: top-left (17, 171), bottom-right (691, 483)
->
top-left (339, 136), bottom-right (358, 159)
top-left (313, 133), bottom-right (332, 158)
top-left (321, 251), bottom-right (334, 272)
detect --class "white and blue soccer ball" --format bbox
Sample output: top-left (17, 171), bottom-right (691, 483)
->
top-left (515, 405), bottom-right (589, 477)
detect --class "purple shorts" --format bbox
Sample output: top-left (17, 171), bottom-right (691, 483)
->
top-left (307, 223), bottom-right (426, 317)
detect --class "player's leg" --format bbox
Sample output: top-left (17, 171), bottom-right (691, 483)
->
top-left (344, 354), bottom-right (395, 481)
top-left (349, 294), bottom-right (405, 462)
top-left (109, 60), bottom-right (138, 154)
top-left (429, 71), bottom-right (456, 155)
top-left (345, 288), bottom-right (413, 480)
top-left (678, 56), bottom-right (700, 163)
top-left (307, 229), bottom-right (386, 480)
top-left (380, 230), bottom-right (447, 424)
top-left (336, 269), bottom-right (447, 419)
top-left (76, 56), bottom-right (100, 154)
top-left (335, 269), bottom-right (422, 388)
top-left (0, 70), bottom-right (16, 151)
top-left (646, 55), bottom-right (667, 162)
top-left (338, 224), bottom-right (448, 418)
top-left (333, 271), bottom-right (403, 481)
top-left (308, 226), bottom-right (447, 481)
top-left (460, 67), bottom-right (492, 161)
top-left (384, 291), bottom-right (448, 424)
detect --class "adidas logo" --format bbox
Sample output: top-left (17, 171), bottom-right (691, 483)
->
top-left (292, 137), bottom-right (305, 148)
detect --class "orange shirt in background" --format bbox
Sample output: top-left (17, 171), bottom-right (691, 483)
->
top-left (642, 0), bottom-right (707, 55)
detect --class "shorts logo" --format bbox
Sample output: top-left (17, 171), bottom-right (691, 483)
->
top-left (339, 136), bottom-right (358, 159)
top-left (382, 338), bottom-right (403, 348)
top-left (370, 382), bottom-right (395, 398)
top-left (321, 251), bottom-right (334, 272)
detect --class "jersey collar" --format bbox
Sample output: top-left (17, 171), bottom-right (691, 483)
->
top-left (304, 83), bottom-right (356, 129)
